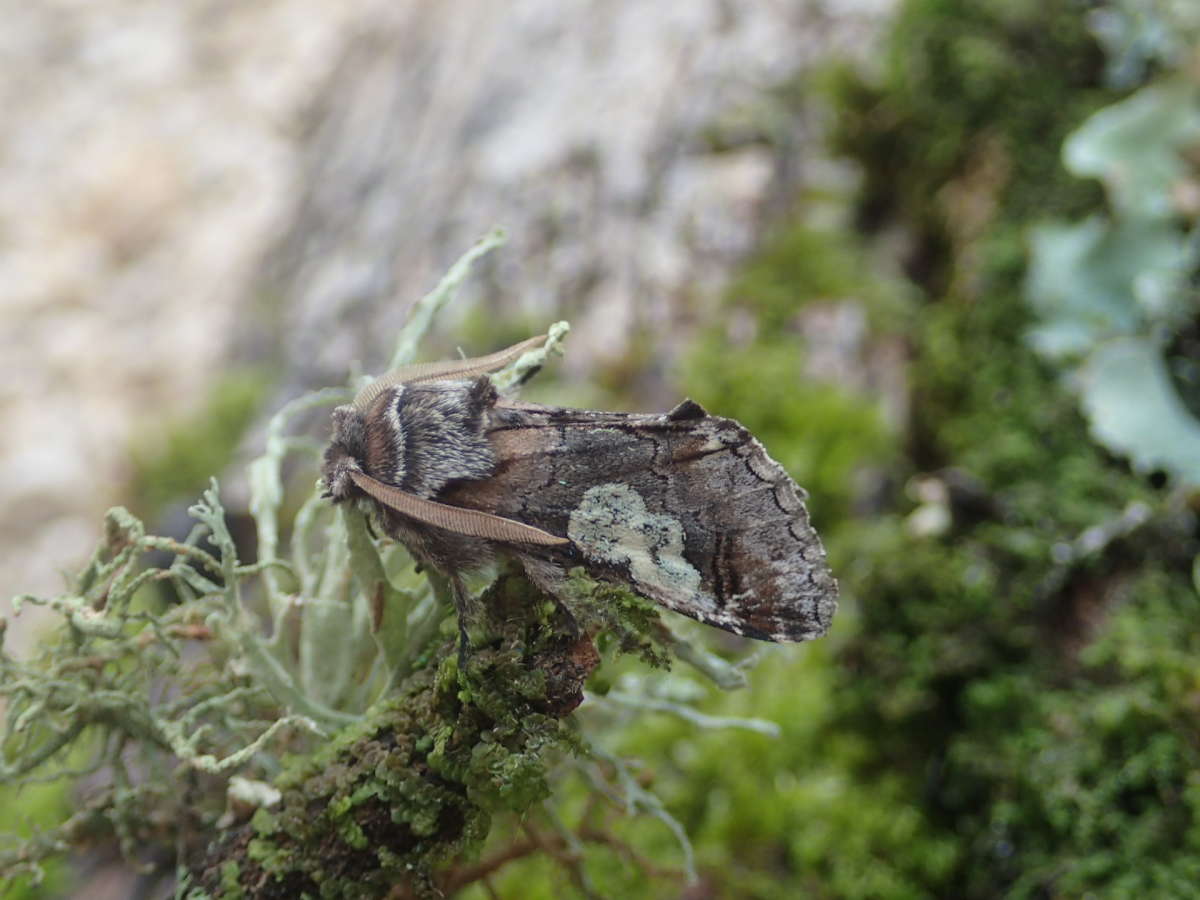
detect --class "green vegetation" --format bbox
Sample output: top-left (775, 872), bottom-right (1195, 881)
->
top-left (5, 2), bottom-right (1199, 897)
top-left (0, 245), bottom-right (679, 899)
top-left (479, 1), bottom-right (1200, 896)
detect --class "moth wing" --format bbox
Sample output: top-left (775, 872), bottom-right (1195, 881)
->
top-left (441, 400), bottom-right (837, 642)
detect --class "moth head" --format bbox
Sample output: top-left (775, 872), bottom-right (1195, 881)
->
top-left (321, 404), bottom-right (367, 501)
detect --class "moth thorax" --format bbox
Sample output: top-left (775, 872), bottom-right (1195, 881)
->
top-left (368, 380), bottom-right (498, 498)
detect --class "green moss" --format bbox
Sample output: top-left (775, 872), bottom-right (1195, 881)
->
top-left (564, 567), bottom-right (671, 670)
top-left (723, 224), bottom-right (911, 335)
top-left (826, 0), bottom-right (1113, 290)
top-left (130, 369), bottom-right (270, 514)
top-left (218, 861), bottom-right (243, 899)
top-left (249, 808), bottom-right (278, 836)
top-left (188, 571), bottom-right (614, 897)
top-left (335, 816), bottom-right (368, 852)
top-left (471, 3), bottom-right (1196, 897)
top-left (628, 649), bottom-right (960, 899)
top-left (796, 1), bottom-right (1199, 896)
top-left (245, 836), bottom-right (289, 877)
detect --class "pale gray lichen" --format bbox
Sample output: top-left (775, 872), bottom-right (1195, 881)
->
top-left (568, 483), bottom-right (704, 600)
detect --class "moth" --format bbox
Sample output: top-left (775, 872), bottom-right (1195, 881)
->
top-left (321, 334), bottom-right (837, 645)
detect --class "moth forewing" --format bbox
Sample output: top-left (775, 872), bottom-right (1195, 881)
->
top-left (440, 399), bottom-right (838, 642)
top-left (322, 335), bottom-right (838, 646)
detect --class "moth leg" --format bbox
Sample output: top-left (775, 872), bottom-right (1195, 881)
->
top-left (449, 573), bottom-right (474, 670)
top-left (519, 556), bottom-right (582, 640)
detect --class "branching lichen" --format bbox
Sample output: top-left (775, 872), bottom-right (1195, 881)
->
top-left (1, 232), bottom-right (756, 897)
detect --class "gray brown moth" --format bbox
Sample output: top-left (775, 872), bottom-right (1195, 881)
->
top-left (321, 334), bottom-right (837, 646)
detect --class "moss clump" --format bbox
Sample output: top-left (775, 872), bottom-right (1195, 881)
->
top-left (815, 0), bottom-right (1199, 896)
top-left (217, 861), bottom-right (243, 898)
top-left (475, 2), bottom-right (1198, 897)
top-left (839, 304), bottom-right (1199, 895)
top-left (827, 0), bottom-right (1112, 290)
top-left (562, 567), bottom-right (671, 670)
top-left (187, 572), bottom-right (608, 898)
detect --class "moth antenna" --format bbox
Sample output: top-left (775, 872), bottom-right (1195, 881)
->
top-left (349, 471), bottom-right (569, 546)
top-left (353, 334), bottom-right (548, 411)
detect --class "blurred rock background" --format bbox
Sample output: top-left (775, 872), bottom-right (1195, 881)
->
top-left (0, 0), bottom-right (889, 650)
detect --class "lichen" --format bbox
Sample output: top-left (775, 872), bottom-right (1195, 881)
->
top-left (568, 483), bottom-right (703, 598)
